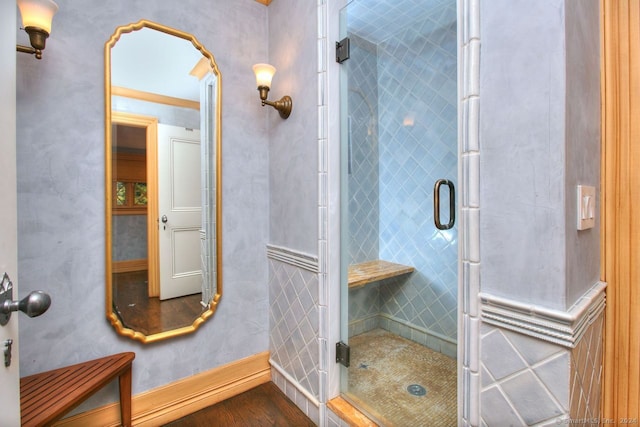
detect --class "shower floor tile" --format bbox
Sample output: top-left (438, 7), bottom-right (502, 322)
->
top-left (346, 329), bottom-right (457, 427)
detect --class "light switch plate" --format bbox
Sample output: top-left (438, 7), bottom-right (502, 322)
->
top-left (577, 185), bottom-right (596, 230)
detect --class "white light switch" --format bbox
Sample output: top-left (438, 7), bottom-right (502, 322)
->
top-left (577, 185), bottom-right (596, 230)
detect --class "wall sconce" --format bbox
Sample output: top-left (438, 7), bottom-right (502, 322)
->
top-left (16, 0), bottom-right (59, 60)
top-left (252, 63), bottom-right (292, 119)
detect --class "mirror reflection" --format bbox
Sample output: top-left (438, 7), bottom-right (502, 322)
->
top-left (105, 20), bottom-right (222, 343)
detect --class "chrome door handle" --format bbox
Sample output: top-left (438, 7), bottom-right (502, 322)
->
top-left (434, 179), bottom-right (455, 230)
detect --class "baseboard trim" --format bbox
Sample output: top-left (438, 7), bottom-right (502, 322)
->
top-left (54, 351), bottom-right (271, 427)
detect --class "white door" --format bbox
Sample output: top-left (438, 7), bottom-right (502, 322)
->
top-left (0, 0), bottom-right (21, 423)
top-left (157, 124), bottom-right (202, 300)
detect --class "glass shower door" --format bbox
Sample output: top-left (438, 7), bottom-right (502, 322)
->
top-left (339, 1), bottom-right (459, 425)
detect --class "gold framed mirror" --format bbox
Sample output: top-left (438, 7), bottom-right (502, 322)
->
top-left (105, 20), bottom-right (222, 343)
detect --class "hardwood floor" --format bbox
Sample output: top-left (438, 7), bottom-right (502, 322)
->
top-left (112, 270), bottom-right (205, 335)
top-left (163, 382), bottom-right (316, 427)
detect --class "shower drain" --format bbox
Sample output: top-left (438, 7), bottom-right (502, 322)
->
top-left (407, 384), bottom-right (427, 396)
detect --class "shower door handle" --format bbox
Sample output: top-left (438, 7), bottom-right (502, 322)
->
top-left (434, 179), bottom-right (455, 230)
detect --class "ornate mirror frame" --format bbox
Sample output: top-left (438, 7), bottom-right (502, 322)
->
top-left (105, 20), bottom-right (222, 343)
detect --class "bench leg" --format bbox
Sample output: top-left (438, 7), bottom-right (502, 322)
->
top-left (118, 365), bottom-right (133, 427)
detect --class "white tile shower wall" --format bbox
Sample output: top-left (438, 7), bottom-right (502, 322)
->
top-left (328, 0), bottom-right (481, 424)
top-left (569, 313), bottom-right (603, 425)
top-left (480, 325), bottom-right (569, 425)
top-left (347, 34), bottom-right (379, 265)
top-left (378, 1), bottom-right (458, 341)
top-left (460, 0), bottom-right (481, 424)
top-left (348, 279), bottom-right (458, 358)
top-left (479, 284), bottom-right (605, 426)
top-left (345, 0), bottom-right (458, 345)
top-left (200, 75), bottom-right (217, 307)
top-left (318, 0), bottom-right (332, 423)
top-left (347, 283), bottom-right (380, 336)
top-left (269, 258), bottom-right (320, 401)
top-left (271, 362), bottom-right (321, 425)
top-left (379, 313), bottom-right (457, 358)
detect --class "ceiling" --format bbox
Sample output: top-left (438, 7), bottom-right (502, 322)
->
top-left (344, 0), bottom-right (453, 45)
top-left (111, 27), bottom-right (204, 101)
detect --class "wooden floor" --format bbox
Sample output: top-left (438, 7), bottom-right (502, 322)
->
top-left (163, 382), bottom-right (316, 427)
top-left (112, 271), bottom-right (204, 335)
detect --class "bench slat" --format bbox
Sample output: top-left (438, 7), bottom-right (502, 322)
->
top-left (20, 352), bottom-right (135, 427)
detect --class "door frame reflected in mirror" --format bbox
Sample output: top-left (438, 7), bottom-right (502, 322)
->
top-left (105, 20), bottom-right (222, 343)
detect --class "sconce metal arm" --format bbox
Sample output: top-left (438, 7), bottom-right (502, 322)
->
top-left (262, 96), bottom-right (292, 119)
top-left (17, 44), bottom-right (43, 60)
top-left (257, 86), bottom-right (292, 119)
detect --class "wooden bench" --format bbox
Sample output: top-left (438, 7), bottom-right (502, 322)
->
top-left (20, 352), bottom-right (135, 427)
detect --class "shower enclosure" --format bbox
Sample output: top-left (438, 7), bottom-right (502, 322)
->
top-left (339, 0), bottom-right (458, 424)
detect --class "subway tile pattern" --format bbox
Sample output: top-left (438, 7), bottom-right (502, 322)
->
top-left (318, 1), bottom-right (330, 425)
top-left (269, 258), bottom-right (320, 399)
top-left (480, 326), bottom-right (569, 425)
top-left (460, 0), bottom-right (482, 424)
top-left (569, 313), bottom-right (604, 425)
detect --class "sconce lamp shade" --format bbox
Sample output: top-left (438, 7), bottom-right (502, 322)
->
top-left (16, 0), bottom-right (58, 59)
top-left (252, 62), bottom-right (291, 119)
top-left (17, 0), bottom-right (59, 34)
top-left (252, 63), bottom-right (276, 89)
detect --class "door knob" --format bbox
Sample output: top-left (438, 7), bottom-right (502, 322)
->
top-left (0, 273), bottom-right (51, 326)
